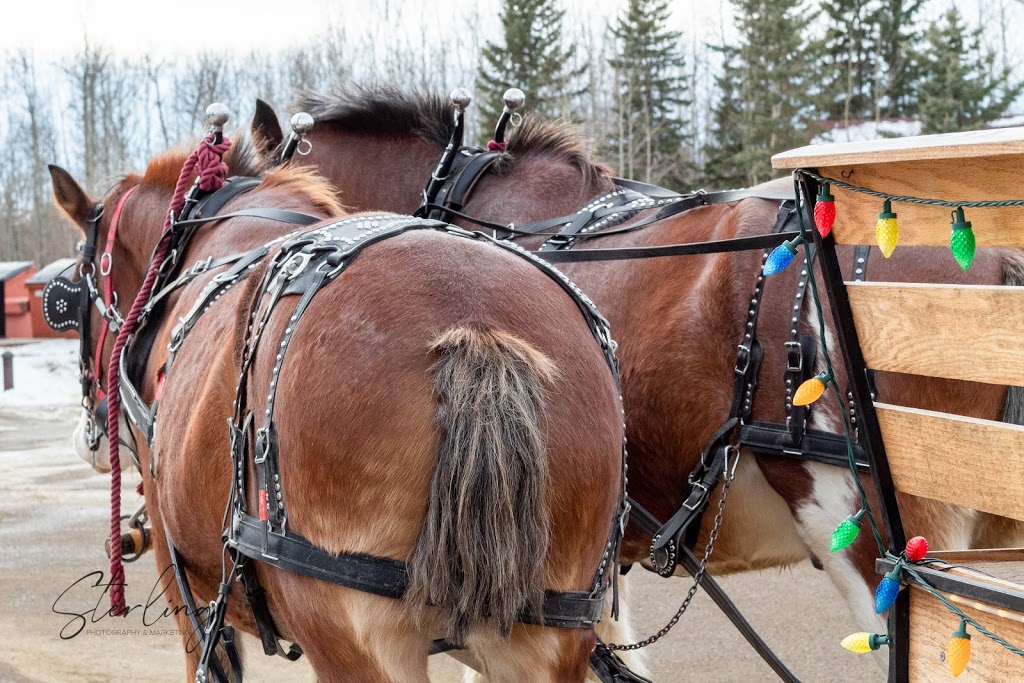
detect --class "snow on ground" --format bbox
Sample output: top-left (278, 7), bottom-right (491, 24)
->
top-left (0, 339), bottom-right (79, 412)
top-left (812, 119), bottom-right (923, 144)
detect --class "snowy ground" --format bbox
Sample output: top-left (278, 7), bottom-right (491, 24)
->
top-left (0, 340), bottom-right (880, 682)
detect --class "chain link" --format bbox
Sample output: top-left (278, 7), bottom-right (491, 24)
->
top-left (607, 448), bottom-right (739, 651)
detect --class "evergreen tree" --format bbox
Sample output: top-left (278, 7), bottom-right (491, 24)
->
top-left (818, 0), bottom-right (883, 124)
top-left (704, 0), bottom-right (820, 189)
top-left (916, 8), bottom-right (1022, 134)
top-left (606, 0), bottom-right (692, 188)
top-left (877, 0), bottom-right (925, 118)
top-left (476, 0), bottom-right (583, 137)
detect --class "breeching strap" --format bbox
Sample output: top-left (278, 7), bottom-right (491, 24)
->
top-left (105, 134), bottom-right (232, 615)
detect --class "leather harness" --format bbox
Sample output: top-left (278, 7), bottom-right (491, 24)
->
top-left (92, 179), bottom-right (628, 683)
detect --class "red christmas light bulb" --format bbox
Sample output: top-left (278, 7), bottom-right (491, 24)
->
top-left (905, 536), bottom-right (928, 562)
top-left (814, 183), bottom-right (836, 238)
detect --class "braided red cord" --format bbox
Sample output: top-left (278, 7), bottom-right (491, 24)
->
top-left (106, 134), bottom-right (231, 615)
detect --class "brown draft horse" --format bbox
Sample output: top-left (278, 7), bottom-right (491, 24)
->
top-left (255, 86), bottom-right (1024, 672)
top-left (51, 134), bottom-right (626, 681)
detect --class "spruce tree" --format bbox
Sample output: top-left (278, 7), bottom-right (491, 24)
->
top-left (606, 0), bottom-right (691, 188)
top-left (476, 0), bottom-right (583, 136)
top-left (877, 0), bottom-right (925, 118)
top-left (818, 0), bottom-right (883, 124)
top-left (916, 8), bottom-right (1022, 134)
top-left (704, 0), bottom-right (820, 189)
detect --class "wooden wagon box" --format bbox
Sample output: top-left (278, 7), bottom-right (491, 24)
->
top-left (774, 129), bottom-right (1024, 683)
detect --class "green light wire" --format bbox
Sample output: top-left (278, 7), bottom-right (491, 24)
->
top-left (793, 172), bottom-right (1024, 661)
top-left (792, 176), bottom-right (887, 557)
top-left (799, 170), bottom-right (1024, 209)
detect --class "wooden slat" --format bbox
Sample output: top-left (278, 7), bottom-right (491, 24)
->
top-left (876, 403), bottom-right (1024, 521)
top-left (772, 127), bottom-right (1024, 168)
top-left (930, 550), bottom-right (1024, 587)
top-left (847, 282), bottom-right (1024, 386)
top-left (909, 586), bottom-right (1024, 682)
top-left (807, 156), bottom-right (1024, 247)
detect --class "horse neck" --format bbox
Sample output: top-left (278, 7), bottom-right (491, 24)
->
top-left (463, 155), bottom-right (614, 230)
top-left (304, 128), bottom-right (437, 214)
top-left (102, 183), bottom-right (178, 316)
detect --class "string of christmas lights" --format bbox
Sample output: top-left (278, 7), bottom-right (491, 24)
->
top-left (786, 176), bottom-right (1024, 678)
top-left (794, 169), bottom-right (1024, 271)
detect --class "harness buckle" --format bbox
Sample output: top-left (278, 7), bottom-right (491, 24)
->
top-left (682, 481), bottom-right (710, 511)
top-left (254, 428), bottom-right (270, 464)
top-left (285, 251), bottom-right (314, 281)
top-left (784, 340), bottom-right (803, 372)
top-left (734, 344), bottom-right (751, 375)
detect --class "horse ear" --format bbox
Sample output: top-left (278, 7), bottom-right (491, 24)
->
top-left (48, 165), bottom-right (94, 228)
top-left (252, 98), bottom-right (284, 159)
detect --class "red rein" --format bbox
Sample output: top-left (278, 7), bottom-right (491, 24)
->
top-left (106, 134), bottom-right (231, 615)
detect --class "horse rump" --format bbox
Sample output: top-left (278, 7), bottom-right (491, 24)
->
top-left (407, 326), bottom-right (557, 642)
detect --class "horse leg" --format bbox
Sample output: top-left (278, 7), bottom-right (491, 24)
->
top-left (464, 624), bottom-right (595, 683)
top-left (459, 572), bottom-right (649, 683)
top-left (272, 578), bottom-right (432, 683)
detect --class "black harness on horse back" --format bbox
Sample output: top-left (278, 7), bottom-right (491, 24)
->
top-left (417, 145), bottom-right (876, 683)
top-left (105, 173), bottom-right (629, 683)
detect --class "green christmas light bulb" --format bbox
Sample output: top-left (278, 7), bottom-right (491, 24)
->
top-left (949, 207), bottom-right (976, 271)
top-left (830, 509), bottom-right (866, 552)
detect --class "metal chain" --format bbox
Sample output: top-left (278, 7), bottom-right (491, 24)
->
top-left (607, 449), bottom-right (739, 651)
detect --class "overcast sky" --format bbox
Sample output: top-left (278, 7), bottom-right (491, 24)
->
top-left (3, 0), bottom-right (1019, 84)
top-left (5, 0), bottom-right (737, 61)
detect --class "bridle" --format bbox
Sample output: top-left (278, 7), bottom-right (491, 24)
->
top-left (42, 185), bottom-right (138, 459)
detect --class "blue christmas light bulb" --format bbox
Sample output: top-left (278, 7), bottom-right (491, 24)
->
top-left (763, 236), bottom-right (804, 276)
top-left (874, 568), bottom-right (902, 614)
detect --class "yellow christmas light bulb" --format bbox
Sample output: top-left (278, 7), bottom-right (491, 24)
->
top-left (948, 620), bottom-right (971, 677)
top-left (875, 199), bottom-right (899, 258)
top-left (840, 632), bottom-right (889, 653)
top-left (793, 372), bottom-right (831, 406)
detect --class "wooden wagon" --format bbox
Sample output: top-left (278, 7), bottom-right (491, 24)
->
top-left (774, 129), bottom-right (1024, 683)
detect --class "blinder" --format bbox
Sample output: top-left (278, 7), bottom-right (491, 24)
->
top-left (41, 266), bottom-right (86, 332)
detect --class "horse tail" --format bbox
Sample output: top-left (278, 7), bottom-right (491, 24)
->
top-left (1003, 252), bottom-right (1024, 425)
top-left (408, 327), bottom-right (556, 642)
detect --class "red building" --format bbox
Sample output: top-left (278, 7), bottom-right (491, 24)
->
top-left (0, 261), bottom-right (36, 339)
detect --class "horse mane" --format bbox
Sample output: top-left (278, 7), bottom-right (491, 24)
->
top-left (142, 133), bottom-right (343, 215)
top-left (291, 84), bottom-right (610, 183)
top-left (293, 84), bottom-right (453, 149)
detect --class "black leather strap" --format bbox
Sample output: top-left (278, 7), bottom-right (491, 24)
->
top-left (165, 529), bottom-right (241, 683)
top-left (172, 207), bottom-right (322, 231)
top-left (676, 548), bottom-right (800, 683)
top-left (229, 513), bottom-right (604, 628)
top-left (590, 642), bottom-right (654, 683)
top-left (534, 231), bottom-right (800, 262)
top-left (740, 422), bottom-right (868, 469)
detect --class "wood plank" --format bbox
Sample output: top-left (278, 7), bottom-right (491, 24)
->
top-left (909, 585), bottom-right (1024, 682)
top-left (876, 403), bottom-right (1024, 521)
top-left (847, 282), bottom-right (1024, 386)
top-left (801, 156), bottom-right (1024, 247)
top-left (772, 126), bottom-right (1024, 168)
top-left (930, 549), bottom-right (1024, 588)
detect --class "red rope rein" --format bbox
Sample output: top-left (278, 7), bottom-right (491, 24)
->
top-left (106, 133), bottom-right (231, 615)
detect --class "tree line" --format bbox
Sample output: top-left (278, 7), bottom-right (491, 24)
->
top-left (1, 0), bottom-right (1020, 266)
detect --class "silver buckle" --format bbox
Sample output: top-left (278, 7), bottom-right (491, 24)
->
top-left (734, 344), bottom-right (751, 375)
top-left (785, 340), bottom-right (803, 372)
top-left (682, 481), bottom-right (710, 511)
